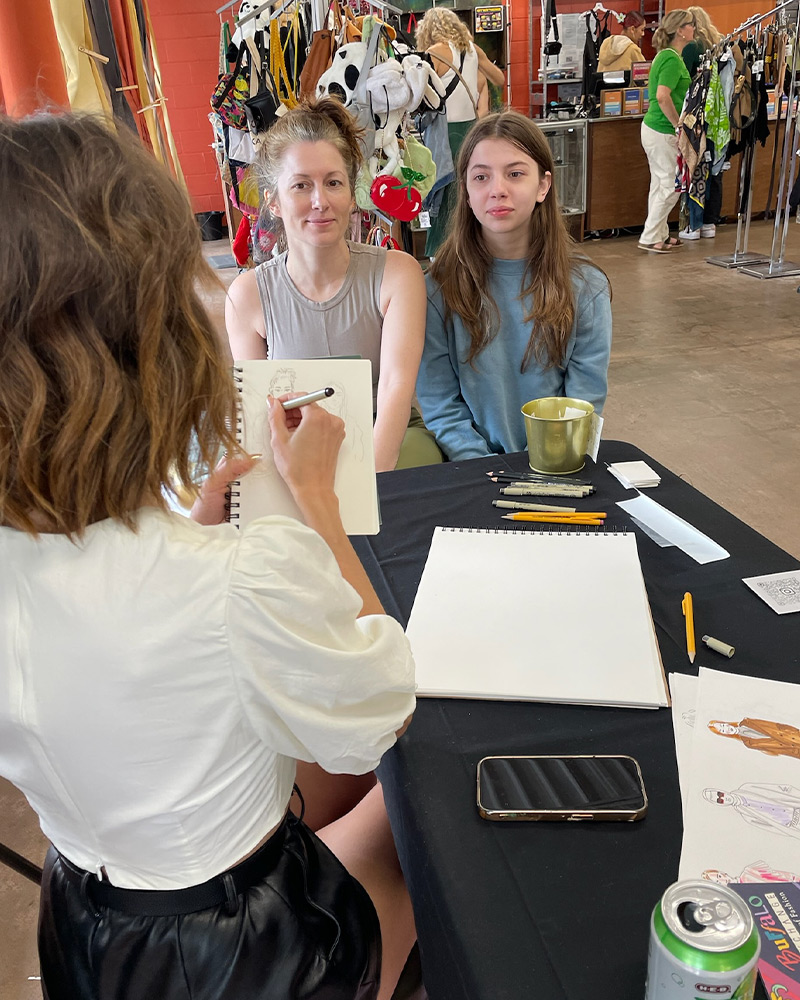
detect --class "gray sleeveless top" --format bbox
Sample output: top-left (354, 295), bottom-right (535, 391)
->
top-left (254, 242), bottom-right (386, 406)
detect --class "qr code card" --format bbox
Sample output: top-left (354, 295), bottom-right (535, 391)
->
top-left (742, 569), bottom-right (800, 614)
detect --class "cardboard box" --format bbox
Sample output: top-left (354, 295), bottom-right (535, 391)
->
top-left (631, 61), bottom-right (652, 86)
top-left (600, 89), bottom-right (622, 117)
top-left (641, 86), bottom-right (650, 112)
top-left (624, 88), bottom-right (642, 115)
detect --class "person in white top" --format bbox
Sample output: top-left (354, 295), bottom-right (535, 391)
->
top-left (0, 111), bottom-right (416, 1000)
top-left (416, 7), bottom-right (506, 255)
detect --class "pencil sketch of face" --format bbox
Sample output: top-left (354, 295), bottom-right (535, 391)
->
top-left (269, 368), bottom-right (296, 397)
top-left (320, 381), bottom-right (346, 418)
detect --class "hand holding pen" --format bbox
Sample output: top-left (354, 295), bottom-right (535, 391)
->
top-left (267, 391), bottom-right (344, 502)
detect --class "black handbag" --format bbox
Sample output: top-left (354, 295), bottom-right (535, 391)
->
top-left (243, 36), bottom-right (281, 137)
top-left (543, 0), bottom-right (562, 57)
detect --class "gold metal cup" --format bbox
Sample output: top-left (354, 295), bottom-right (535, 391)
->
top-left (520, 397), bottom-right (595, 475)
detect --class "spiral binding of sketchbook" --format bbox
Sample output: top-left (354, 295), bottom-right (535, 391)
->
top-left (226, 359), bottom-right (379, 535)
top-left (405, 526), bottom-right (668, 708)
top-left (225, 365), bottom-right (244, 526)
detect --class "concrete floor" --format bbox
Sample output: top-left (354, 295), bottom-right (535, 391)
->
top-left (1, 219), bottom-right (799, 999)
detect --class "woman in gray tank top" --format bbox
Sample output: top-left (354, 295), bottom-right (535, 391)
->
top-left (226, 98), bottom-right (440, 472)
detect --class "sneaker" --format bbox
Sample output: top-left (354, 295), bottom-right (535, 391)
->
top-left (678, 227), bottom-right (701, 241)
top-left (700, 224), bottom-right (716, 238)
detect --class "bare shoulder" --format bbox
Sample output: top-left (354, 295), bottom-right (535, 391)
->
top-left (227, 266), bottom-right (260, 311)
top-left (225, 266), bottom-right (267, 357)
top-left (382, 249), bottom-right (425, 300)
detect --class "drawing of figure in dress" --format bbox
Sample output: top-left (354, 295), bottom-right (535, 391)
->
top-left (703, 783), bottom-right (800, 840)
top-left (708, 719), bottom-right (800, 761)
top-left (702, 859), bottom-right (800, 884)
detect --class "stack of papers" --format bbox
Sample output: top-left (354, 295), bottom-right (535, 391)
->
top-left (405, 527), bottom-right (669, 708)
top-left (607, 461), bottom-right (661, 489)
top-left (669, 668), bottom-right (800, 881)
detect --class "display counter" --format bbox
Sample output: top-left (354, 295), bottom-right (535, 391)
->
top-left (585, 114), bottom-right (784, 233)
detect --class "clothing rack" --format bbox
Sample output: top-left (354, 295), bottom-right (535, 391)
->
top-left (706, 0), bottom-right (800, 273)
top-left (740, 2), bottom-right (800, 276)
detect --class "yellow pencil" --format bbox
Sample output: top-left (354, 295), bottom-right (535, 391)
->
top-left (501, 512), bottom-right (607, 520)
top-left (501, 514), bottom-right (604, 525)
top-left (682, 592), bottom-right (696, 664)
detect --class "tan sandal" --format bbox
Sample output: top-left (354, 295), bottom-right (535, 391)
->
top-left (638, 242), bottom-right (671, 253)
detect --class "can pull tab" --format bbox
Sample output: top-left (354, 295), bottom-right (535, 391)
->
top-left (681, 899), bottom-right (736, 933)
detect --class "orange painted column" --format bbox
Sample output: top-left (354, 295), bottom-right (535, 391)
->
top-left (0, 0), bottom-right (68, 116)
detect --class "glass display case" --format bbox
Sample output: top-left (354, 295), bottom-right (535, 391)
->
top-left (538, 119), bottom-right (587, 216)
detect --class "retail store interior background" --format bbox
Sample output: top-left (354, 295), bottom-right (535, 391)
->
top-left (0, 0), bottom-right (799, 995)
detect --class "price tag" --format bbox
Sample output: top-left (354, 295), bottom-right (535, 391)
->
top-left (417, 211), bottom-right (431, 229)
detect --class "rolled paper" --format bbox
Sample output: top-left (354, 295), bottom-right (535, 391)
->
top-left (701, 634), bottom-right (735, 658)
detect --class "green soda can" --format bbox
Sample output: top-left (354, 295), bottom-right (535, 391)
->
top-left (645, 880), bottom-right (761, 999)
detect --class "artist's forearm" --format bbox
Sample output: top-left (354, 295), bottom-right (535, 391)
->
top-left (294, 491), bottom-right (385, 617)
top-left (373, 386), bottom-right (412, 472)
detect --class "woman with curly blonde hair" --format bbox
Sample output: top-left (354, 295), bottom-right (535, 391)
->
top-left (415, 7), bottom-right (504, 255)
top-left (0, 110), bottom-right (417, 1000)
top-left (683, 6), bottom-right (722, 75)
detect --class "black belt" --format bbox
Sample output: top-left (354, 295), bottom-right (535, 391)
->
top-left (56, 813), bottom-right (293, 917)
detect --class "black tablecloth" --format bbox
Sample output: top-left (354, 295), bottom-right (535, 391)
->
top-left (354, 442), bottom-right (800, 1000)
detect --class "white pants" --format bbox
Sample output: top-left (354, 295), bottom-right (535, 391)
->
top-left (640, 122), bottom-right (680, 245)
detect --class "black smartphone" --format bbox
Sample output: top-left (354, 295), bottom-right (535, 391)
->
top-left (476, 755), bottom-right (648, 822)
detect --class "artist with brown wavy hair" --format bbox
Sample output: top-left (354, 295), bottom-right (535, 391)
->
top-left (0, 111), bottom-right (417, 1000)
top-left (416, 110), bottom-right (611, 461)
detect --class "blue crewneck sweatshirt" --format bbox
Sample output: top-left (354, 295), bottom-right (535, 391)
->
top-left (417, 259), bottom-right (612, 461)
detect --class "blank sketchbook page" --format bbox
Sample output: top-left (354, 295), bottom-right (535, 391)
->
top-left (405, 527), bottom-right (668, 708)
top-left (233, 359), bottom-right (379, 535)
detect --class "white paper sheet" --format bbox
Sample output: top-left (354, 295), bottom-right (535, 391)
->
top-left (743, 570), bottom-right (800, 615)
top-left (617, 493), bottom-right (729, 564)
top-left (669, 672), bottom-right (698, 812)
top-left (405, 527), bottom-right (669, 708)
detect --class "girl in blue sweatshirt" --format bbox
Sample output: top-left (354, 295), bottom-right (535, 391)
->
top-left (416, 110), bottom-right (612, 461)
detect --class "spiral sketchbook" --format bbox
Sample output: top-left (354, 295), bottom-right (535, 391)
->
top-left (230, 359), bottom-right (379, 535)
top-left (405, 527), bottom-right (668, 708)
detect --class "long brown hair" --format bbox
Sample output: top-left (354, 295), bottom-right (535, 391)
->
top-left (431, 110), bottom-right (608, 372)
top-left (0, 112), bottom-right (240, 537)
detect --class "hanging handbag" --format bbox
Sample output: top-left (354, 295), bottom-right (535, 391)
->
top-left (543, 0), bottom-right (562, 57)
top-left (211, 43), bottom-right (250, 130)
top-left (244, 35), bottom-right (281, 137)
top-left (299, 28), bottom-right (336, 96)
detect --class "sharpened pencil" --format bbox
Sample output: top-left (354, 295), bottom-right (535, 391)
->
top-left (501, 514), bottom-right (603, 525)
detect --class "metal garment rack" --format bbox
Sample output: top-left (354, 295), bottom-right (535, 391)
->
top-left (740, 3), bottom-right (800, 276)
top-left (707, 0), bottom-right (800, 272)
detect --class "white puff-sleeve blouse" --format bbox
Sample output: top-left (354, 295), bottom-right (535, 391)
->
top-left (0, 509), bottom-right (415, 889)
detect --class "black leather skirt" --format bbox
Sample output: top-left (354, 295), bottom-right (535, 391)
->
top-left (38, 812), bottom-right (381, 1000)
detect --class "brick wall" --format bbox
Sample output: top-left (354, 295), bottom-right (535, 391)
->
top-left (148, 0), bottom-right (227, 213)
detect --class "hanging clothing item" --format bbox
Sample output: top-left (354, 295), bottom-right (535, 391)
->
top-left (581, 10), bottom-right (612, 105)
top-left (705, 61), bottom-right (730, 174)
top-left (50, 0), bottom-right (110, 114)
top-left (678, 67), bottom-right (711, 179)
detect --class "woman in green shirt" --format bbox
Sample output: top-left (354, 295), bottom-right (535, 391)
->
top-left (639, 9), bottom-right (695, 253)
